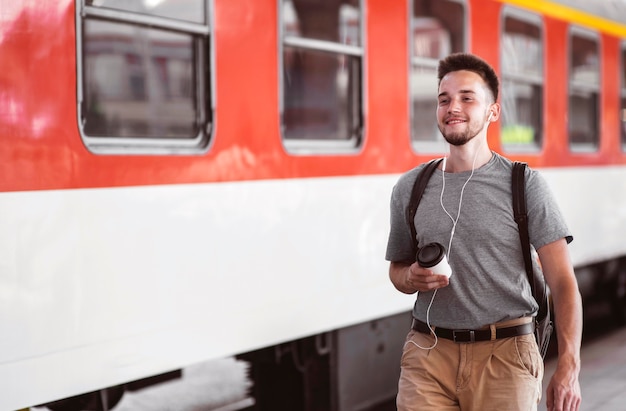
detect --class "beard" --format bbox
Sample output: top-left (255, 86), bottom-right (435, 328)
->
top-left (438, 120), bottom-right (482, 146)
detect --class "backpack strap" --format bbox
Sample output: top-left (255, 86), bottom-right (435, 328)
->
top-left (512, 161), bottom-right (549, 320)
top-left (406, 158), bottom-right (443, 256)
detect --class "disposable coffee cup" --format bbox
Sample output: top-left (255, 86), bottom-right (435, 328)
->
top-left (416, 243), bottom-right (452, 278)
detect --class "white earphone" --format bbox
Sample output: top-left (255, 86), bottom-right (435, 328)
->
top-left (487, 112), bottom-right (494, 122)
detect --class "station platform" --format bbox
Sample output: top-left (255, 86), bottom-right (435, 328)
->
top-left (539, 324), bottom-right (626, 411)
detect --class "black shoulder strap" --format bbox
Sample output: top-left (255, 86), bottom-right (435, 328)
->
top-left (512, 161), bottom-right (549, 320)
top-left (406, 158), bottom-right (443, 255)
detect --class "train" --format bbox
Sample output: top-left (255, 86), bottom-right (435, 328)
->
top-left (2, 0), bottom-right (626, 410)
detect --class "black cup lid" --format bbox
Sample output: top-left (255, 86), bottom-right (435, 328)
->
top-left (416, 243), bottom-right (445, 268)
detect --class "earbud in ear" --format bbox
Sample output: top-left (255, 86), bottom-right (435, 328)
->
top-left (487, 112), bottom-right (494, 122)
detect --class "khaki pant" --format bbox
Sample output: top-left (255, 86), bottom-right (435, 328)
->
top-left (397, 326), bottom-right (543, 411)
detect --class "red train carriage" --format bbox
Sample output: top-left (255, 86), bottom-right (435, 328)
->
top-left (1, 0), bottom-right (626, 410)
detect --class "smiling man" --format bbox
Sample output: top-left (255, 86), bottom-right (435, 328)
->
top-left (385, 53), bottom-right (582, 411)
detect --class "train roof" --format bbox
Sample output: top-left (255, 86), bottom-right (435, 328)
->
top-left (551, 0), bottom-right (626, 25)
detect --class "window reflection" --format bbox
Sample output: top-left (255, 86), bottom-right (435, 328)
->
top-left (569, 31), bottom-right (600, 150)
top-left (86, 0), bottom-right (206, 24)
top-left (283, 0), bottom-right (361, 46)
top-left (410, 0), bottom-right (465, 153)
top-left (283, 48), bottom-right (360, 140)
top-left (83, 21), bottom-right (200, 139)
top-left (501, 14), bottom-right (543, 151)
top-left (281, 0), bottom-right (363, 146)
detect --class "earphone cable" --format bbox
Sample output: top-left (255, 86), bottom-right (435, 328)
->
top-left (408, 145), bottom-right (484, 351)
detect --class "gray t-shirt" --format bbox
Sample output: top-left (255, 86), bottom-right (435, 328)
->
top-left (385, 152), bottom-right (573, 329)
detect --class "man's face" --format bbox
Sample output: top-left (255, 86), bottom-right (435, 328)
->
top-left (436, 70), bottom-right (494, 146)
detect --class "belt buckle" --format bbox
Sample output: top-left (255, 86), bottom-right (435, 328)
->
top-left (453, 329), bottom-right (475, 343)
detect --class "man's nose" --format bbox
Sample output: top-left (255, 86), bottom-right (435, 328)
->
top-left (448, 98), bottom-right (462, 113)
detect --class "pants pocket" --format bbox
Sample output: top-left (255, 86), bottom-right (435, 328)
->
top-left (514, 334), bottom-right (543, 379)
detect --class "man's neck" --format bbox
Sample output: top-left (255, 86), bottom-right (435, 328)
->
top-left (443, 141), bottom-right (492, 173)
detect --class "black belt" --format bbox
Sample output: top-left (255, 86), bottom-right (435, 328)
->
top-left (412, 319), bottom-right (534, 343)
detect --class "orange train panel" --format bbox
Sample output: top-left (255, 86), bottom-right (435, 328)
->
top-left (1, 0), bottom-right (625, 194)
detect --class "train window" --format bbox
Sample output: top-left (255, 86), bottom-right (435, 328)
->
top-left (85, 0), bottom-right (205, 24)
top-left (621, 44), bottom-right (626, 151)
top-left (280, 0), bottom-right (363, 153)
top-left (500, 10), bottom-right (543, 152)
top-left (410, 0), bottom-right (466, 153)
top-left (568, 28), bottom-right (600, 152)
top-left (77, 0), bottom-right (212, 154)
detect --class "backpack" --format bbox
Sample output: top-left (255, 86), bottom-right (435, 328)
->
top-left (405, 159), bottom-right (554, 358)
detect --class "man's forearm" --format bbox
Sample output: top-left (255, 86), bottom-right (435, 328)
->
top-left (389, 261), bottom-right (414, 294)
top-left (552, 280), bottom-right (583, 367)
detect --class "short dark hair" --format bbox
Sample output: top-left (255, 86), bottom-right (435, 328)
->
top-left (438, 53), bottom-right (499, 102)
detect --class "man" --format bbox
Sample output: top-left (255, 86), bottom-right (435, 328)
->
top-left (385, 53), bottom-right (582, 411)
